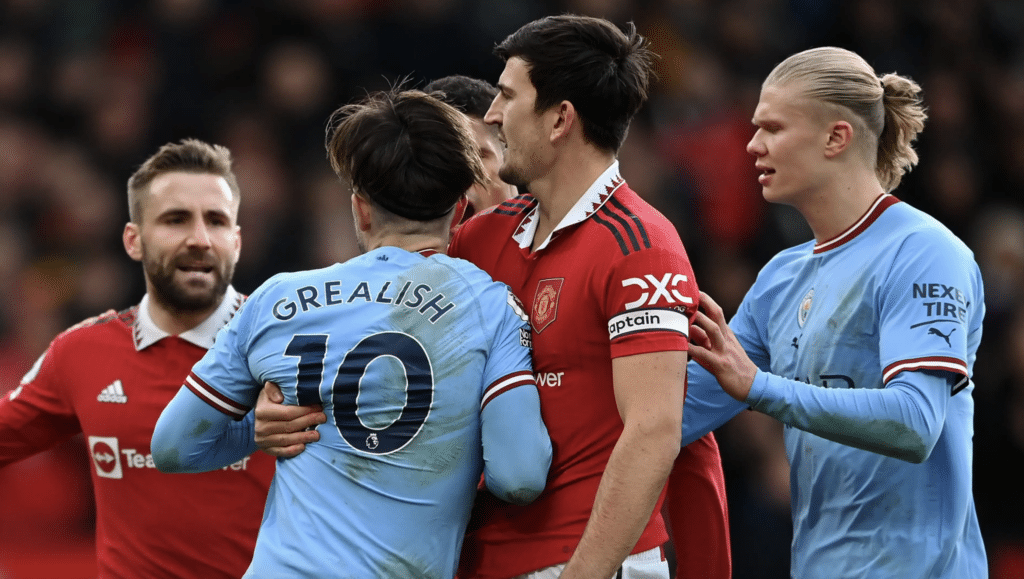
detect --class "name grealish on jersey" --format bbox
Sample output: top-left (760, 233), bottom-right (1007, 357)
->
top-left (271, 278), bottom-right (458, 323)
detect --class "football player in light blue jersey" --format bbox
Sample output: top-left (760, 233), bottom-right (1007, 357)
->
top-left (681, 47), bottom-right (987, 578)
top-left (151, 89), bottom-right (552, 579)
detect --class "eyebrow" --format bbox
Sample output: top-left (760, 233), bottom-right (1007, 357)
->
top-left (158, 208), bottom-right (232, 220)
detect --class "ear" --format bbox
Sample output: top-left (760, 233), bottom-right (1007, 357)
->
top-left (123, 222), bottom-right (143, 262)
top-left (549, 100), bottom-right (576, 144)
top-left (824, 120), bottom-right (854, 159)
top-left (351, 193), bottom-right (373, 232)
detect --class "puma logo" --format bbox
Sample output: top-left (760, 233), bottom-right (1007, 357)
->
top-left (928, 327), bottom-right (955, 347)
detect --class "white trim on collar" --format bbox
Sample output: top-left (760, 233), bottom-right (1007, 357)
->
top-left (512, 160), bottom-right (625, 251)
top-left (134, 286), bottom-right (243, 351)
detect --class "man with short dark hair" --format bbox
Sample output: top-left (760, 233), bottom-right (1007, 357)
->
top-left (425, 75), bottom-right (516, 220)
top-left (0, 138), bottom-right (274, 579)
top-left (450, 15), bottom-right (698, 579)
top-left (253, 24), bottom-right (732, 579)
top-left (152, 90), bottom-right (552, 579)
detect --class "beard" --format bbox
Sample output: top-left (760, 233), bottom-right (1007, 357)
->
top-left (497, 158), bottom-right (532, 192)
top-left (142, 247), bottom-right (233, 314)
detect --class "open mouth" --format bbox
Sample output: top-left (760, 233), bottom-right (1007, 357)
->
top-left (756, 166), bottom-right (775, 184)
top-left (178, 264), bottom-right (214, 274)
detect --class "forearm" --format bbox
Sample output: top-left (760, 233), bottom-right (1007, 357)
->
top-left (560, 421), bottom-right (680, 579)
top-left (747, 370), bottom-right (948, 462)
top-left (152, 387), bottom-right (257, 472)
top-left (482, 386), bottom-right (552, 505)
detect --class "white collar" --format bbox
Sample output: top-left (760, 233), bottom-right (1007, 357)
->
top-left (133, 286), bottom-right (244, 351)
top-left (512, 160), bottom-right (626, 251)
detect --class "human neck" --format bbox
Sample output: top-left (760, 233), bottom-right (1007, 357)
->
top-left (145, 291), bottom-right (220, 336)
top-left (363, 232), bottom-right (449, 256)
top-left (799, 168), bottom-right (886, 245)
top-left (529, 149), bottom-right (616, 251)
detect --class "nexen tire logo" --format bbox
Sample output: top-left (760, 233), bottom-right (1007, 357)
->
top-left (608, 308), bottom-right (690, 340)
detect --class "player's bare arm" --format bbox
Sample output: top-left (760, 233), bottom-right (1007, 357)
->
top-left (254, 382), bottom-right (325, 458)
top-left (560, 350), bottom-right (685, 579)
top-left (688, 291), bottom-right (758, 402)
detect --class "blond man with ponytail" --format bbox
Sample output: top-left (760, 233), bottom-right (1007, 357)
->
top-left (678, 47), bottom-right (987, 578)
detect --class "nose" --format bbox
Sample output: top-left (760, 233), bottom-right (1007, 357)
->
top-left (483, 96), bottom-right (501, 127)
top-left (187, 221), bottom-right (212, 249)
top-left (746, 132), bottom-right (764, 157)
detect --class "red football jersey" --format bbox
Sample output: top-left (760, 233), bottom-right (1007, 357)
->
top-left (0, 288), bottom-right (274, 579)
top-left (451, 164), bottom-right (700, 578)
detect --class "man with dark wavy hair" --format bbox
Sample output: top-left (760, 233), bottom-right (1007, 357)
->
top-left (254, 18), bottom-right (732, 579)
top-left (449, 15), bottom-right (713, 579)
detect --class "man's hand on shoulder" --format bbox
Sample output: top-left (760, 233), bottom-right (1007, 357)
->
top-left (255, 382), bottom-right (326, 458)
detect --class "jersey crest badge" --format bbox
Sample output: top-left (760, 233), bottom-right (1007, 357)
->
top-left (532, 278), bottom-right (564, 333)
top-left (798, 288), bottom-right (814, 328)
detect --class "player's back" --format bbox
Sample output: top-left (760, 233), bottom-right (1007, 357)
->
top-left (239, 247), bottom-right (525, 579)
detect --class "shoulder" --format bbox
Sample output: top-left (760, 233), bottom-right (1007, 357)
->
top-left (247, 266), bottom-right (342, 299)
top-left (27, 309), bottom-right (131, 381)
top-left (746, 242), bottom-right (814, 297)
top-left (893, 204), bottom-right (972, 256)
top-left (457, 195), bottom-right (535, 238)
top-left (587, 185), bottom-right (683, 257)
top-left (871, 204), bottom-right (979, 284)
top-left (52, 308), bottom-right (129, 345)
top-left (428, 253), bottom-right (508, 299)
top-left (484, 194), bottom-right (538, 218)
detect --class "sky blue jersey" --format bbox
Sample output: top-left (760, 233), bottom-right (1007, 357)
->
top-left (151, 247), bottom-right (551, 579)
top-left (720, 195), bottom-right (987, 578)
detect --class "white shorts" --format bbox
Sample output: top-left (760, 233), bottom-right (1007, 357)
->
top-left (509, 546), bottom-right (668, 579)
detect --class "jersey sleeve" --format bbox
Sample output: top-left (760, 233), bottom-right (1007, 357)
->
top-left (184, 289), bottom-right (264, 419)
top-left (151, 290), bottom-right (270, 470)
top-left (479, 283), bottom-right (551, 505)
top-left (151, 387), bottom-right (258, 472)
top-left (480, 286), bottom-right (535, 408)
top-left (680, 285), bottom-right (770, 446)
top-left (603, 246), bottom-right (699, 359)
top-left (0, 345), bottom-right (82, 467)
top-left (879, 230), bottom-right (984, 395)
top-left (747, 367), bottom-right (951, 463)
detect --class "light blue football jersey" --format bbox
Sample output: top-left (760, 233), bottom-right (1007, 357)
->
top-left (730, 195), bottom-right (987, 578)
top-left (184, 247), bottom-right (545, 579)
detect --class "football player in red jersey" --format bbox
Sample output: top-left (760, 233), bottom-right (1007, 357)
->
top-left (254, 19), bottom-right (731, 579)
top-left (0, 139), bottom-right (274, 579)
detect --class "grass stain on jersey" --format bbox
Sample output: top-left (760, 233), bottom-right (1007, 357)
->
top-left (816, 413), bottom-right (927, 463)
top-left (152, 448), bottom-right (180, 472)
top-left (189, 418), bottom-right (213, 437)
top-left (377, 551), bottom-right (442, 579)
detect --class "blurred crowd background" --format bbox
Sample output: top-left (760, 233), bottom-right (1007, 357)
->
top-left (1, 0), bottom-right (1022, 577)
